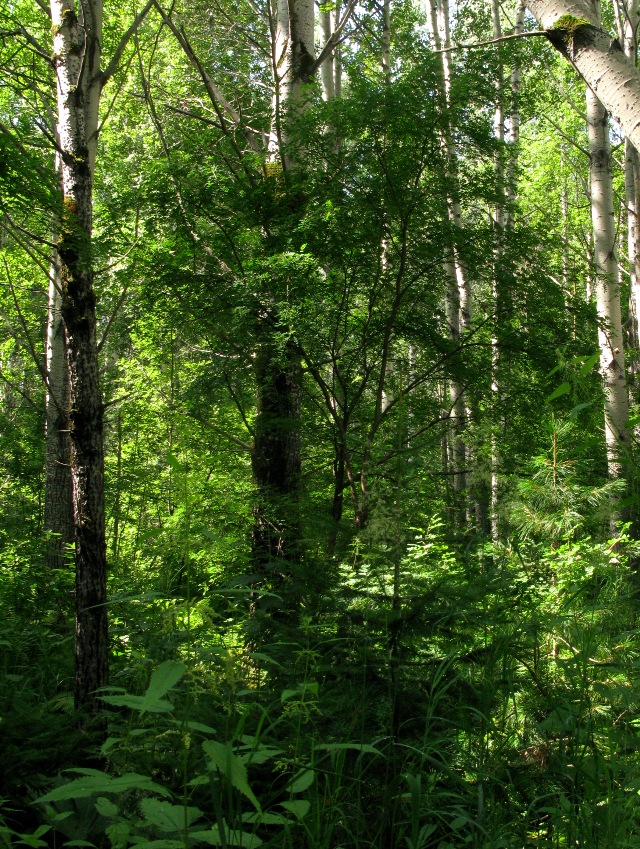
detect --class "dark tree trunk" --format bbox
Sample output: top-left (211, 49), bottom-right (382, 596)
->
top-left (58, 189), bottom-right (108, 722)
top-left (44, 358), bottom-right (74, 570)
top-left (251, 333), bottom-right (302, 616)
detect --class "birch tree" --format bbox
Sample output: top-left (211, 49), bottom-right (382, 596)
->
top-left (527, 0), bottom-right (640, 151)
top-left (50, 0), bottom-right (152, 719)
top-left (583, 0), bottom-right (631, 480)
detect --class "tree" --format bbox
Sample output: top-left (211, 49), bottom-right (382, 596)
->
top-left (527, 0), bottom-right (640, 150)
top-left (50, 0), bottom-right (153, 720)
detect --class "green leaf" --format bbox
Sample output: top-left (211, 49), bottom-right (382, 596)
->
top-left (106, 822), bottom-right (130, 849)
top-left (38, 772), bottom-right (170, 804)
top-left (281, 682), bottom-right (318, 702)
top-left (95, 797), bottom-right (118, 817)
top-left (316, 743), bottom-right (381, 755)
top-left (546, 382), bottom-right (571, 402)
top-left (279, 800), bottom-right (310, 820)
top-left (190, 826), bottom-right (262, 847)
top-left (579, 352), bottom-right (600, 376)
top-left (140, 798), bottom-right (203, 832)
top-left (287, 769), bottom-right (315, 793)
top-left (241, 746), bottom-right (282, 766)
top-left (569, 402), bottom-right (593, 420)
top-left (101, 661), bottom-right (186, 714)
top-left (147, 660), bottom-right (187, 701)
top-left (169, 720), bottom-right (216, 735)
top-left (166, 453), bottom-right (186, 472)
top-left (242, 813), bottom-right (287, 825)
top-left (203, 741), bottom-right (261, 811)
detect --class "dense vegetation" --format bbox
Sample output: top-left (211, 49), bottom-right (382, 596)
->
top-left (2, 0), bottom-right (640, 845)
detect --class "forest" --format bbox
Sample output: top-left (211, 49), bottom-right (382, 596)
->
top-left (3, 0), bottom-right (640, 844)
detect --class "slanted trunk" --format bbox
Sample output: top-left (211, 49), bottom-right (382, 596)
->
top-left (527, 0), bottom-right (640, 151)
top-left (51, 0), bottom-right (108, 721)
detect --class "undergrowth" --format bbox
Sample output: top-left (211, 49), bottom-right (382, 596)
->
top-left (2, 514), bottom-right (640, 849)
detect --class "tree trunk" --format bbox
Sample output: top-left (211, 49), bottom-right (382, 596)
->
top-left (51, 0), bottom-right (108, 721)
top-left (44, 238), bottom-right (74, 570)
top-left (429, 0), bottom-right (470, 527)
top-left (251, 336), bottom-right (302, 583)
top-left (250, 0), bottom-right (315, 601)
top-left (586, 63), bottom-right (631, 479)
top-left (527, 0), bottom-right (640, 151)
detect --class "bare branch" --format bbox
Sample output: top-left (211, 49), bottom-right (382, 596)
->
top-left (434, 29), bottom-right (548, 52)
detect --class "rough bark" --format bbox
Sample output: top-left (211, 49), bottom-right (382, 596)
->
top-left (527, 0), bottom-right (640, 151)
top-left (51, 0), bottom-right (108, 721)
top-left (44, 241), bottom-right (74, 569)
top-left (252, 336), bottom-right (302, 573)
top-left (250, 0), bottom-right (316, 596)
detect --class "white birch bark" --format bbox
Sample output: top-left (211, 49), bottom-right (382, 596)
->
top-left (527, 0), bottom-right (640, 151)
top-left (614, 0), bottom-right (640, 380)
top-left (269, 0), bottom-right (315, 160)
top-left (588, 90), bottom-right (631, 476)
top-left (429, 0), bottom-right (469, 522)
top-left (585, 0), bottom-right (631, 479)
top-left (490, 0), bottom-right (505, 543)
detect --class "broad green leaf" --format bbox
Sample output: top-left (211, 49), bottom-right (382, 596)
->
top-left (125, 841), bottom-right (183, 849)
top-left (287, 769), bottom-right (314, 793)
top-left (38, 772), bottom-right (170, 804)
top-left (242, 813), bottom-right (287, 825)
top-left (166, 453), bottom-right (186, 472)
top-left (316, 743), bottom-right (381, 755)
top-left (280, 800), bottom-right (310, 820)
top-left (241, 746), bottom-right (282, 766)
top-left (146, 661), bottom-right (187, 702)
top-left (579, 352), bottom-right (600, 375)
top-left (169, 720), bottom-right (216, 735)
top-left (281, 682), bottom-right (318, 702)
top-left (203, 741), bottom-right (261, 811)
top-left (190, 826), bottom-right (262, 847)
top-left (569, 402), bottom-right (593, 420)
top-left (100, 694), bottom-right (175, 713)
top-left (95, 797), bottom-right (118, 817)
top-left (546, 382), bottom-right (571, 402)
top-left (101, 661), bottom-right (186, 714)
top-left (101, 737), bottom-right (123, 755)
top-left (140, 799), bottom-right (203, 832)
top-left (106, 822), bottom-right (130, 849)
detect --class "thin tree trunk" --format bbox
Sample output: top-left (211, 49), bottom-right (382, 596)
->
top-left (429, 0), bottom-right (469, 526)
top-left (44, 233), bottom-right (74, 570)
top-left (585, 0), bottom-right (631, 480)
top-left (252, 0), bottom-right (315, 608)
top-left (490, 0), bottom-right (505, 543)
top-left (51, 0), bottom-right (108, 722)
